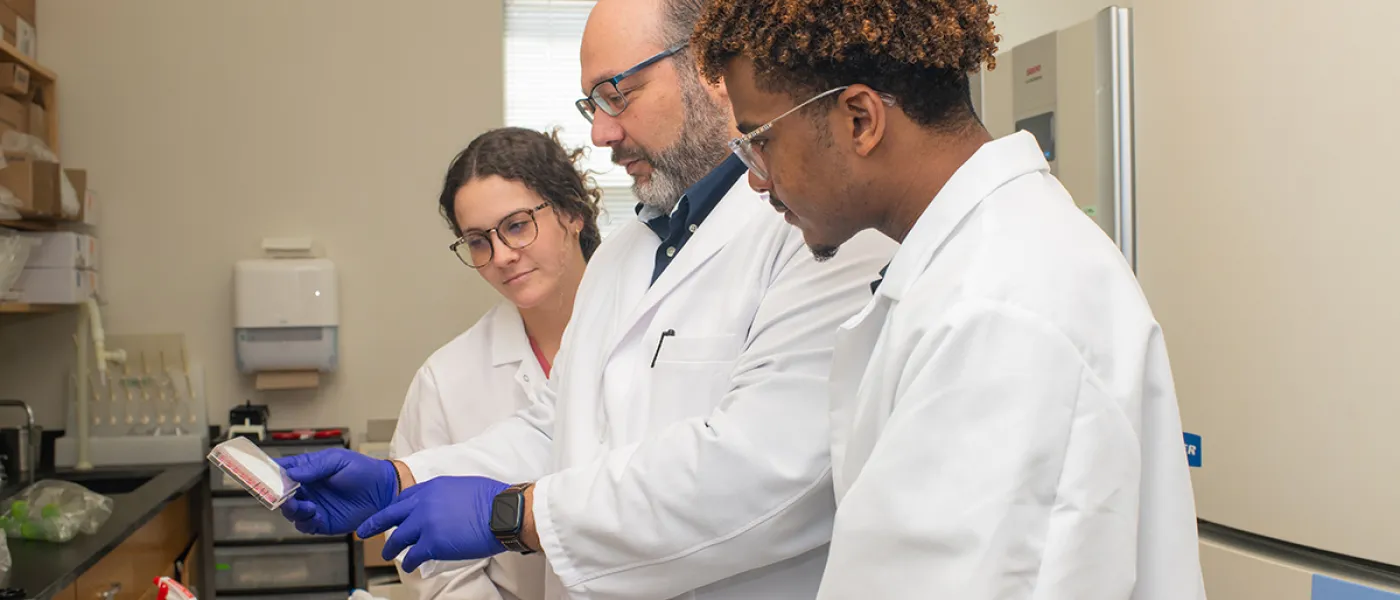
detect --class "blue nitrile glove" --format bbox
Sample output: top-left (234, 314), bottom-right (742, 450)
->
top-left (275, 449), bottom-right (399, 535)
top-left (356, 476), bottom-right (510, 572)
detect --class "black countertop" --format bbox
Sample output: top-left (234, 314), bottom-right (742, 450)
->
top-left (2, 463), bottom-right (207, 600)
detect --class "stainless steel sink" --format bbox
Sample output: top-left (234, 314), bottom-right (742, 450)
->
top-left (47, 469), bottom-right (160, 495)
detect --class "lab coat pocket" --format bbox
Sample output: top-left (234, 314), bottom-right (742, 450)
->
top-left (647, 334), bottom-right (742, 431)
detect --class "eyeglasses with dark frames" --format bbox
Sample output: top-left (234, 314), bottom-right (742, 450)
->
top-left (575, 41), bottom-right (689, 123)
top-left (449, 203), bottom-right (553, 268)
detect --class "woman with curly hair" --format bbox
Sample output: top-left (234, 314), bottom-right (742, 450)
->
top-left (695, 2), bottom-right (1206, 598)
top-left (388, 127), bottom-right (601, 600)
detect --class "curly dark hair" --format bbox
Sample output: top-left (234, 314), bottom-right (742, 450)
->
top-left (438, 127), bottom-right (604, 261)
top-left (695, 0), bottom-right (1001, 130)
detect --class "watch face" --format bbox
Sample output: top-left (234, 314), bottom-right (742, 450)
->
top-left (490, 492), bottom-right (522, 535)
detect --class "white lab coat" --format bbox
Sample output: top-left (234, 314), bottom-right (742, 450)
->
top-left (390, 302), bottom-right (548, 600)
top-left (817, 131), bottom-right (1206, 599)
top-left (400, 177), bottom-right (898, 600)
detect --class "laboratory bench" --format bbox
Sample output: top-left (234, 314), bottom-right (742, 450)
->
top-left (1, 431), bottom-right (367, 600)
top-left (2, 462), bottom-right (210, 600)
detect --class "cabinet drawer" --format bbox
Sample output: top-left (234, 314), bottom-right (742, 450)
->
top-left (213, 543), bottom-right (350, 591)
top-left (212, 497), bottom-right (324, 542)
top-left (219, 593), bottom-right (349, 600)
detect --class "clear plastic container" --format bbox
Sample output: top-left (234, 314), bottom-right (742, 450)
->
top-left (209, 443), bottom-right (325, 492)
top-left (206, 437), bottom-right (299, 510)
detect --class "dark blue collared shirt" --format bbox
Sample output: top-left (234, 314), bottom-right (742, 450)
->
top-left (871, 264), bottom-right (889, 294)
top-left (640, 154), bottom-right (747, 284)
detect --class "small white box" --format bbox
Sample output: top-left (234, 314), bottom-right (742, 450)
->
top-left (14, 17), bottom-right (34, 59)
top-left (81, 189), bottom-right (98, 226)
top-left (13, 267), bottom-right (98, 304)
top-left (22, 231), bottom-right (98, 269)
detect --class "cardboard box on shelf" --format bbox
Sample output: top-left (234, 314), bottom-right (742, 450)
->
top-left (26, 100), bottom-right (43, 143)
top-left (0, 155), bottom-right (59, 217)
top-left (26, 99), bottom-right (43, 141)
top-left (361, 534), bottom-right (393, 568)
top-left (63, 168), bottom-right (97, 225)
top-left (0, 2), bottom-right (32, 59)
top-left (0, 92), bottom-right (23, 131)
top-left (0, 63), bottom-right (27, 97)
top-left (20, 231), bottom-right (98, 269)
top-left (5, 0), bottom-right (34, 26)
top-left (12, 267), bottom-right (99, 304)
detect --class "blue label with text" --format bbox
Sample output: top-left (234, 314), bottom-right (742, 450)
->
top-left (1313, 575), bottom-right (1400, 599)
top-left (1184, 432), bottom-right (1202, 468)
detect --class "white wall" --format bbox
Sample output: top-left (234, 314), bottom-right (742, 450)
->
top-left (0, 0), bottom-right (505, 436)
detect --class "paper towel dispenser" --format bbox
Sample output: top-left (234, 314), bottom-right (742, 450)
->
top-left (234, 257), bottom-right (339, 374)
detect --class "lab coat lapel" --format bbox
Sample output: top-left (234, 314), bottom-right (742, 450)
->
top-left (489, 303), bottom-right (530, 368)
top-left (598, 181), bottom-right (759, 363)
top-left (487, 302), bottom-right (546, 393)
top-left (880, 131), bottom-right (1051, 300)
top-left (831, 131), bottom-right (1052, 496)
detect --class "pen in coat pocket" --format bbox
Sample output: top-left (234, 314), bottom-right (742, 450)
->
top-left (650, 329), bottom-right (676, 368)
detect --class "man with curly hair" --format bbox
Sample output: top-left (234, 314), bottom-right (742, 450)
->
top-left (695, 1), bottom-right (1207, 598)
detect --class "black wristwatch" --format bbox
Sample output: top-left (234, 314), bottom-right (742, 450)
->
top-left (490, 482), bottom-right (536, 554)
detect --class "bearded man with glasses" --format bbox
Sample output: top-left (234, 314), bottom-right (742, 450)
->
top-left (272, 1), bottom-right (896, 599)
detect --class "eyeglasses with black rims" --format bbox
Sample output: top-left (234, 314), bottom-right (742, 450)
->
top-left (449, 203), bottom-right (554, 268)
top-left (575, 41), bottom-right (690, 123)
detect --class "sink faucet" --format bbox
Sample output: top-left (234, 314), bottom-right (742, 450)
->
top-left (0, 399), bottom-right (38, 485)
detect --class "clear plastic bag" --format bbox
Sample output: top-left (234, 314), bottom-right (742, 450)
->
top-left (0, 230), bottom-right (39, 300)
top-left (0, 532), bottom-right (10, 584)
top-left (0, 480), bottom-right (115, 543)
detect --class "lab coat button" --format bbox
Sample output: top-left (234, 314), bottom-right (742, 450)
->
top-left (522, 374), bottom-right (530, 383)
top-left (666, 246), bottom-right (677, 257)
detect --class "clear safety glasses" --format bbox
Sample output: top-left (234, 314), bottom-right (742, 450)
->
top-left (729, 86), bottom-right (896, 181)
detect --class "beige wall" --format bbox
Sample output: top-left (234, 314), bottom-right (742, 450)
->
top-left (0, 0), bottom-right (505, 435)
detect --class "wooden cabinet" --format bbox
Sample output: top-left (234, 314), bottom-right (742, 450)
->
top-left (49, 581), bottom-right (78, 600)
top-left (69, 494), bottom-right (193, 600)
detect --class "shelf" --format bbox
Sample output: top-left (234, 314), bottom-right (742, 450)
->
top-left (0, 38), bottom-right (55, 83)
top-left (0, 219), bottom-right (61, 232)
top-left (0, 302), bottom-right (69, 314)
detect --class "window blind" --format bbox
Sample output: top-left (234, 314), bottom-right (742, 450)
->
top-left (504, 0), bottom-right (637, 235)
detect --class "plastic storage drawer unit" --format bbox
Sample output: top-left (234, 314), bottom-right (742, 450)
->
top-left (212, 497), bottom-right (321, 542)
top-left (213, 593), bottom-right (348, 600)
top-left (213, 543), bottom-right (351, 591)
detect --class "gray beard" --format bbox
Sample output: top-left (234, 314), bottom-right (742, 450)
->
top-left (630, 77), bottom-right (733, 213)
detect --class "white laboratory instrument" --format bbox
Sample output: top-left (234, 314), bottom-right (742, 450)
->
top-left (234, 255), bottom-right (339, 374)
top-left (971, 6), bottom-right (1135, 269)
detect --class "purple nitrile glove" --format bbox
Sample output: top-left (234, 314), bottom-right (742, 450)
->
top-left (357, 475), bottom-right (510, 572)
top-left (275, 448), bottom-right (398, 536)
